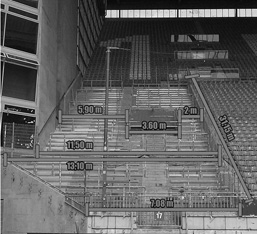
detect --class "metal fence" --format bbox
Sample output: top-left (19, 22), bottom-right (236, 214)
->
top-left (137, 211), bottom-right (182, 227)
top-left (188, 80), bottom-right (245, 195)
top-left (1, 122), bottom-right (35, 150)
top-left (175, 50), bottom-right (229, 60)
top-left (82, 79), bottom-right (124, 89)
top-left (68, 193), bottom-right (242, 209)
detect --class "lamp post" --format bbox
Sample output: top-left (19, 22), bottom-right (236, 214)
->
top-left (102, 46), bottom-right (120, 207)
top-left (104, 47), bottom-right (120, 149)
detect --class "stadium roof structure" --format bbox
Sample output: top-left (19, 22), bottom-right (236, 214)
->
top-left (107, 0), bottom-right (257, 10)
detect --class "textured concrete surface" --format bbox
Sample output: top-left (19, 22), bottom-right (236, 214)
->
top-left (183, 215), bottom-right (257, 231)
top-left (38, 0), bottom-right (58, 147)
top-left (38, 0), bottom-right (78, 148)
top-left (1, 163), bottom-right (88, 234)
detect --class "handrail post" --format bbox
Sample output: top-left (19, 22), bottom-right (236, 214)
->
top-left (104, 48), bottom-right (111, 150)
top-left (155, 66), bottom-right (157, 85)
top-left (59, 160), bottom-right (62, 189)
top-left (64, 94), bottom-right (66, 114)
top-left (33, 125), bottom-right (38, 152)
top-left (11, 122), bottom-right (14, 157)
top-left (102, 47), bottom-right (111, 208)
top-left (11, 122), bottom-right (14, 149)
top-left (3, 124), bottom-right (7, 149)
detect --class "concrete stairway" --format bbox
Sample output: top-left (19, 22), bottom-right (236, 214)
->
top-left (166, 121), bottom-right (209, 151)
top-left (17, 85), bottom-right (224, 230)
top-left (133, 87), bottom-right (191, 109)
top-left (48, 88), bottom-right (125, 152)
top-left (168, 162), bottom-right (220, 192)
top-left (70, 87), bottom-right (123, 114)
top-left (132, 228), bottom-right (186, 234)
top-left (19, 87), bottom-right (144, 196)
top-left (146, 135), bottom-right (166, 151)
top-left (143, 162), bottom-right (169, 194)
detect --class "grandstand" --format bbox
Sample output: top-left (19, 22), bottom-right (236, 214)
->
top-left (1, 0), bottom-right (257, 234)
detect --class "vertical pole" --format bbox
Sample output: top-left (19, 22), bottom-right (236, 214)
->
top-left (130, 211), bottom-right (133, 232)
top-left (4, 124), bottom-right (7, 148)
top-left (59, 160), bottom-right (61, 189)
top-left (155, 66), bottom-right (157, 85)
top-left (11, 122), bottom-right (15, 149)
top-left (178, 109), bottom-right (182, 139)
top-left (125, 109), bottom-right (129, 139)
top-left (238, 201), bottom-right (242, 217)
top-left (85, 202), bottom-right (89, 217)
top-left (123, 187), bottom-right (125, 208)
top-left (58, 110), bottom-right (62, 125)
top-left (102, 47), bottom-right (111, 208)
top-left (218, 144), bottom-right (222, 167)
top-left (200, 108), bottom-right (204, 123)
top-left (3, 152), bottom-right (8, 167)
top-left (33, 125), bottom-right (37, 151)
top-left (104, 47), bottom-right (110, 150)
top-left (84, 169), bottom-right (87, 207)
top-left (64, 93), bottom-right (66, 114)
top-left (11, 122), bottom-right (14, 157)
top-left (35, 143), bottom-right (40, 159)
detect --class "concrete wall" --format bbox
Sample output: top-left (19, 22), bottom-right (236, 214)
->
top-left (38, 0), bottom-right (78, 148)
top-left (56, 0), bottom-right (78, 100)
top-left (88, 212), bottom-right (136, 233)
top-left (2, 163), bottom-right (257, 234)
top-left (37, 0), bottom-right (58, 147)
top-left (1, 163), bottom-right (136, 234)
top-left (184, 212), bottom-right (257, 234)
top-left (1, 163), bottom-right (88, 234)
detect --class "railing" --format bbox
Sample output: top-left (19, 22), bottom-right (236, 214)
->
top-left (189, 81), bottom-right (241, 195)
top-left (68, 192), bottom-right (243, 209)
top-left (38, 71), bottom-right (82, 148)
top-left (188, 78), bottom-right (252, 199)
top-left (240, 72), bottom-right (257, 80)
top-left (85, 67), bottom-right (189, 88)
top-left (171, 34), bottom-right (219, 43)
top-left (83, 75), bottom-right (124, 89)
top-left (189, 85), bottom-right (216, 152)
top-left (83, 79), bottom-right (124, 89)
top-left (10, 162), bottom-right (67, 195)
top-left (137, 211), bottom-right (182, 227)
top-left (63, 71), bottom-right (83, 114)
top-left (11, 164), bottom-right (87, 216)
top-left (176, 67), bottom-right (240, 79)
top-left (2, 122), bottom-right (35, 150)
top-left (175, 50), bottom-right (229, 60)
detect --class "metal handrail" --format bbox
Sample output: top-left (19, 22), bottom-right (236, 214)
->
top-left (2, 122), bottom-right (35, 151)
top-left (11, 162), bottom-right (66, 196)
top-left (174, 50), bottom-right (229, 60)
top-left (38, 71), bottom-right (82, 138)
top-left (189, 84), bottom-right (238, 191)
top-left (71, 193), bottom-right (244, 209)
top-left (83, 79), bottom-right (123, 89)
top-left (189, 77), bottom-right (252, 200)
